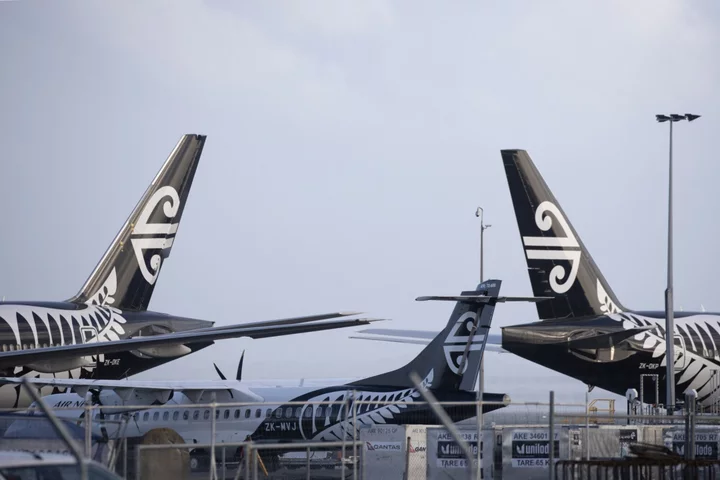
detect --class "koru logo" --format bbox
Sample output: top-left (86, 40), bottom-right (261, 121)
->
top-left (131, 185), bottom-right (181, 285)
top-left (443, 311), bottom-right (485, 375)
top-left (522, 201), bottom-right (580, 294)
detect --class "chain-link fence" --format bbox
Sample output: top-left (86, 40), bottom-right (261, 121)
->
top-left (7, 382), bottom-right (720, 480)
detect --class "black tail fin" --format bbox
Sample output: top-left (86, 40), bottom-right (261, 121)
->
top-left (351, 280), bottom-right (502, 392)
top-left (67, 134), bottom-right (207, 311)
top-left (501, 149), bottom-right (626, 320)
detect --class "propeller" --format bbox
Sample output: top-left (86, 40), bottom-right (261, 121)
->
top-left (213, 363), bottom-right (227, 381)
top-left (236, 351), bottom-right (244, 381)
top-left (213, 351), bottom-right (245, 400)
top-left (213, 350), bottom-right (245, 381)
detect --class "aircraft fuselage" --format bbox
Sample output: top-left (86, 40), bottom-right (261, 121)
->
top-left (502, 310), bottom-right (720, 407)
top-left (0, 301), bottom-right (213, 408)
top-left (32, 382), bottom-right (509, 446)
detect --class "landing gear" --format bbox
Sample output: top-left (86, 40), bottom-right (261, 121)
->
top-left (189, 449), bottom-right (209, 472)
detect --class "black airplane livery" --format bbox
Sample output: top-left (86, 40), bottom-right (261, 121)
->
top-left (0, 134), bottom-right (376, 408)
top-left (4, 280), bottom-right (524, 447)
top-left (353, 149), bottom-right (720, 409)
top-left (499, 148), bottom-right (720, 408)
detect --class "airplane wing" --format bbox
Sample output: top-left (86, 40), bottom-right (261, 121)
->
top-left (0, 377), bottom-right (264, 405)
top-left (0, 316), bottom-right (384, 370)
top-left (348, 328), bottom-right (507, 353)
top-left (416, 295), bottom-right (553, 303)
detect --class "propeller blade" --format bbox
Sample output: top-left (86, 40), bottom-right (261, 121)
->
top-left (213, 363), bottom-right (227, 381)
top-left (236, 351), bottom-right (244, 381)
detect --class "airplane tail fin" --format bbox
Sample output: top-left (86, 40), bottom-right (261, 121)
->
top-left (351, 280), bottom-right (504, 392)
top-left (501, 149), bottom-right (626, 320)
top-left (67, 134), bottom-right (207, 311)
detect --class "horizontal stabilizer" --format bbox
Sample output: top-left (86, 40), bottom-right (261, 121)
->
top-left (0, 317), bottom-right (384, 370)
top-left (356, 328), bottom-right (438, 340)
top-left (416, 295), bottom-right (553, 303)
top-left (348, 329), bottom-right (507, 353)
top-left (566, 327), bottom-right (654, 349)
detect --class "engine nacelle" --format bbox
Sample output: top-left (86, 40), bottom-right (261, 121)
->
top-left (133, 344), bottom-right (192, 358)
top-left (25, 356), bottom-right (95, 373)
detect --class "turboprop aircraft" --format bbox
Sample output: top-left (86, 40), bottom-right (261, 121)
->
top-left (351, 148), bottom-right (720, 409)
top-left (0, 134), bottom-right (380, 408)
top-left (3, 280), bottom-right (550, 461)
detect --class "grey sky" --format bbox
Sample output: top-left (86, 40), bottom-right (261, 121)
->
top-left (1, 0), bottom-right (718, 405)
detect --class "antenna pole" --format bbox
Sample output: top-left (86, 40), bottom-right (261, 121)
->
top-left (665, 119), bottom-right (676, 416)
top-left (474, 207), bottom-right (490, 480)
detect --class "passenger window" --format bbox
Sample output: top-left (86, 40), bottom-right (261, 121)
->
top-left (183, 410), bottom-right (189, 421)
top-left (153, 412), bottom-right (159, 421)
top-left (266, 409), bottom-right (272, 418)
top-left (316, 407), bottom-right (323, 417)
top-left (143, 412), bottom-right (149, 422)
top-left (234, 409), bottom-right (240, 419)
top-left (275, 409), bottom-right (282, 419)
top-left (224, 409), bottom-right (229, 419)
top-left (215, 409), bottom-right (220, 420)
top-left (203, 410), bottom-right (210, 420)
top-left (193, 410), bottom-right (199, 421)
top-left (255, 409), bottom-right (261, 418)
top-left (295, 407), bottom-right (301, 418)
top-left (244, 409), bottom-right (250, 419)
top-left (163, 412), bottom-right (169, 421)
top-left (304, 407), bottom-right (313, 418)
top-left (173, 411), bottom-right (179, 421)
top-left (285, 407), bottom-right (292, 418)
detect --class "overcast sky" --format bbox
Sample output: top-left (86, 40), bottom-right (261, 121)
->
top-left (1, 0), bottom-right (718, 406)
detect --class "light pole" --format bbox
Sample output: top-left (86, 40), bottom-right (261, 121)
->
top-left (475, 207), bottom-right (492, 282)
top-left (655, 113), bottom-right (701, 415)
top-left (474, 207), bottom-right (491, 479)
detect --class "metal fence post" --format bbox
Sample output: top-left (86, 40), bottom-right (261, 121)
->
top-left (352, 391), bottom-right (358, 480)
top-left (306, 446), bottom-right (311, 480)
top-left (403, 436), bottom-right (410, 480)
top-left (686, 389), bottom-right (697, 460)
top-left (210, 397), bottom-right (218, 480)
top-left (585, 390), bottom-right (589, 461)
top-left (549, 390), bottom-right (555, 480)
top-left (409, 371), bottom-right (474, 480)
top-left (85, 403), bottom-right (92, 458)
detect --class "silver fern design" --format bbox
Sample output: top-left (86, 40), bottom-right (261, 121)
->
top-left (0, 268), bottom-right (127, 408)
top-left (0, 268), bottom-right (126, 348)
top-left (297, 370), bottom-right (434, 441)
top-left (82, 267), bottom-right (127, 344)
top-left (597, 280), bottom-right (720, 406)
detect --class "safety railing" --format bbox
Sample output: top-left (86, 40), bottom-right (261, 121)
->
top-left (8, 388), bottom-right (720, 479)
top-left (555, 457), bottom-right (720, 480)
